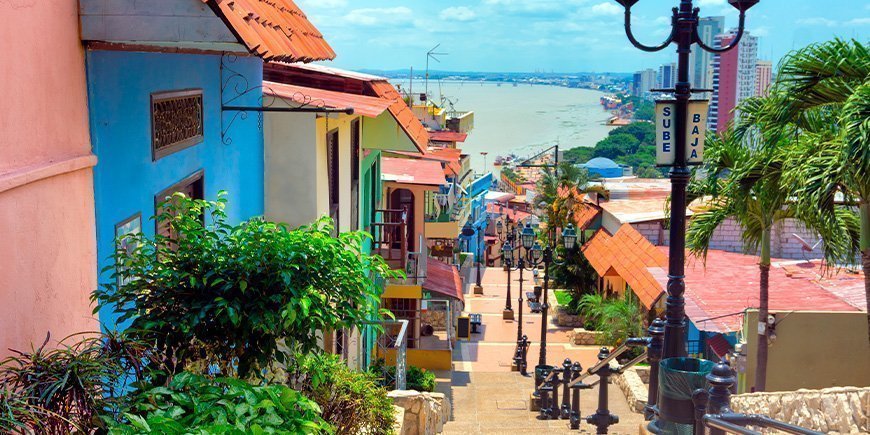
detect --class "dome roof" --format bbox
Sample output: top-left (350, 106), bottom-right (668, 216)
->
top-left (582, 157), bottom-right (621, 169)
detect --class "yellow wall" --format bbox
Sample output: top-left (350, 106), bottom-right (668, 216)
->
top-left (425, 221), bottom-right (460, 239)
top-left (742, 310), bottom-right (870, 393)
top-left (380, 348), bottom-right (453, 372)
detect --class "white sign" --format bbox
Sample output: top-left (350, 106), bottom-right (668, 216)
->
top-left (655, 100), bottom-right (709, 166)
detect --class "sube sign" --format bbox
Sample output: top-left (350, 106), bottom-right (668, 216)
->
top-left (655, 100), bottom-right (709, 166)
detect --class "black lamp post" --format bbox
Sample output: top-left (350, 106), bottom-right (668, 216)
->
top-left (533, 224), bottom-right (579, 393)
top-left (614, 0), bottom-right (758, 429)
top-left (505, 222), bottom-right (544, 375)
top-left (496, 209), bottom-right (517, 320)
top-left (462, 221), bottom-right (485, 294)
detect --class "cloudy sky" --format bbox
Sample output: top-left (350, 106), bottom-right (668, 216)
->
top-left (297, 0), bottom-right (868, 73)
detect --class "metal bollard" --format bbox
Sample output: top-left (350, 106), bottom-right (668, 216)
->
top-left (557, 358), bottom-right (571, 419)
top-left (692, 389), bottom-right (710, 435)
top-left (514, 335), bottom-right (530, 375)
top-left (586, 347), bottom-right (619, 434)
top-left (645, 318), bottom-right (665, 421)
top-left (569, 362), bottom-right (584, 430)
top-left (538, 367), bottom-right (554, 420)
top-left (550, 366), bottom-right (562, 420)
top-left (705, 362), bottom-right (736, 435)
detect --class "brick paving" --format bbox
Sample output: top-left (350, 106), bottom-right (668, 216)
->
top-left (437, 267), bottom-right (646, 434)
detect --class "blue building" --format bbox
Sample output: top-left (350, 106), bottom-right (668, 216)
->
top-left (80, 0), bottom-right (334, 327)
top-left (580, 157), bottom-right (626, 179)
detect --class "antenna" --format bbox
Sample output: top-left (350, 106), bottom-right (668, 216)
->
top-left (792, 233), bottom-right (822, 263)
top-left (425, 44), bottom-right (448, 104)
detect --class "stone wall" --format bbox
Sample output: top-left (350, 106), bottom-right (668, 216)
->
top-left (731, 387), bottom-right (869, 434)
top-left (556, 306), bottom-right (586, 328)
top-left (422, 309), bottom-right (447, 330)
top-left (631, 217), bottom-right (823, 260)
top-left (389, 390), bottom-right (451, 435)
top-left (614, 367), bottom-right (649, 413)
top-left (570, 328), bottom-right (603, 346)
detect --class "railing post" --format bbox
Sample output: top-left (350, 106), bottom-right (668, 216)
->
top-left (692, 389), bottom-right (709, 435)
top-left (560, 358), bottom-right (573, 419)
top-left (538, 366), bottom-right (553, 420)
top-left (586, 347), bottom-right (619, 434)
top-left (705, 362), bottom-right (736, 435)
top-left (645, 318), bottom-right (665, 420)
top-left (569, 361), bottom-right (583, 430)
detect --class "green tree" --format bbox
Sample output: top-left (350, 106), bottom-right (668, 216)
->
top-left (771, 39), bottom-right (870, 341)
top-left (634, 102), bottom-right (655, 121)
top-left (593, 133), bottom-right (639, 159)
top-left (610, 122), bottom-right (656, 144)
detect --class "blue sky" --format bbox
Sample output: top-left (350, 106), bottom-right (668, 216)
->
top-left (297, 0), bottom-right (868, 73)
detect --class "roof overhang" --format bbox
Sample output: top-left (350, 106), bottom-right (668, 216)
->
top-left (263, 81), bottom-right (390, 117)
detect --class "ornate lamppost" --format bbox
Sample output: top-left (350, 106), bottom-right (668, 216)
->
top-left (533, 224), bottom-right (578, 391)
top-left (504, 222), bottom-right (543, 375)
top-left (496, 205), bottom-right (518, 319)
top-left (614, 0), bottom-right (759, 429)
top-left (462, 221), bottom-right (485, 294)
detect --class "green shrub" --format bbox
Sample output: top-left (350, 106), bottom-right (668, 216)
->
top-left (369, 360), bottom-right (436, 393)
top-left (292, 354), bottom-right (395, 434)
top-left (93, 193), bottom-right (399, 379)
top-left (106, 372), bottom-right (330, 434)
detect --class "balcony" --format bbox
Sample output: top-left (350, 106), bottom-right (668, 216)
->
top-left (371, 209), bottom-right (427, 286)
top-left (446, 110), bottom-right (474, 133)
top-left (424, 190), bottom-right (470, 240)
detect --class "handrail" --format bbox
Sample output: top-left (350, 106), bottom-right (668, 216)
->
top-left (571, 338), bottom-right (648, 387)
top-left (703, 414), bottom-right (823, 435)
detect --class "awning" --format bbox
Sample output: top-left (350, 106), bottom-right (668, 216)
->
top-left (382, 157), bottom-right (447, 186)
top-left (429, 130), bottom-right (468, 143)
top-left (423, 258), bottom-right (464, 304)
top-left (204, 0), bottom-right (335, 63)
top-left (263, 82), bottom-right (391, 117)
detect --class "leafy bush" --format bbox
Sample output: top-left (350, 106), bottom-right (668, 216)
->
top-left (292, 354), bottom-right (395, 434)
top-left (576, 293), bottom-right (645, 349)
top-left (0, 332), bottom-right (141, 433)
top-left (106, 372), bottom-right (330, 434)
top-left (369, 360), bottom-right (436, 393)
top-left (93, 194), bottom-right (398, 379)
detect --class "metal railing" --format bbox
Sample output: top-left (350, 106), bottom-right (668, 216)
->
top-left (372, 208), bottom-right (408, 271)
top-left (373, 319), bottom-right (409, 391)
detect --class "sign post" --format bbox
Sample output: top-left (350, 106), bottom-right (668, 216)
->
top-left (655, 100), bottom-right (709, 166)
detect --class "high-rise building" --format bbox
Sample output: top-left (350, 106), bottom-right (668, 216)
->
top-left (690, 16), bottom-right (725, 91)
top-left (708, 29), bottom-right (758, 132)
top-left (658, 62), bottom-right (677, 89)
top-left (756, 60), bottom-right (773, 96)
top-left (633, 68), bottom-right (657, 100)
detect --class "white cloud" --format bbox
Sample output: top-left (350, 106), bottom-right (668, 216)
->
top-left (589, 2), bottom-right (621, 16)
top-left (440, 6), bottom-right (477, 22)
top-left (297, 0), bottom-right (346, 8)
top-left (796, 17), bottom-right (839, 27)
top-left (845, 17), bottom-right (870, 26)
top-left (344, 7), bottom-right (414, 26)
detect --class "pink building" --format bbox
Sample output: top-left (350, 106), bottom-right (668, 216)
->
top-left (708, 31), bottom-right (758, 132)
top-left (0, 2), bottom-right (97, 354)
top-left (756, 60), bottom-right (773, 96)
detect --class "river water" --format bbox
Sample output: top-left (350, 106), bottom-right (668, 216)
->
top-left (393, 80), bottom-right (616, 171)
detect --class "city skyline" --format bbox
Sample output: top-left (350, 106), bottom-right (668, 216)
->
top-left (298, 0), bottom-right (868, 73)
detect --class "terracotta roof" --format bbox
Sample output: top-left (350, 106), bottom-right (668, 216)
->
top-left (205, 0), bottom-right (335, 62)
top-left (429, 131), bottom-right (468, 143)
top-left (423, 258), bottom-right (464, 304)
top-left (263, 81), bottom-right (390, 117)
top-left (382, 157), bottom-right (447, 186)
top-left (486, 202), bottom-right (533, 224)
top-left (369, 81), bottom-right (429, 153)
top-left (599, 197), bottom-right (692, 225)
top-left (657, 248), bottom-right (865, 333)
top-left (581, 225), bottom-right (668, 308)
top-left (386, 147), bottom-right (463, 176)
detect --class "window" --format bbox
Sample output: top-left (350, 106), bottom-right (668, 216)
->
top-left (154, 170), bottom-right (204, 239)
top-left (326, 129), bottom-right (340, 228)
top-left (151, 89), bottom-right (204, 160)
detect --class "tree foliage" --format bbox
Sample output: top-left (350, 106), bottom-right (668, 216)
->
top-left (561, 121), bottom-right (661, 175)
top-left (93, 193), bottom-right (399, 380)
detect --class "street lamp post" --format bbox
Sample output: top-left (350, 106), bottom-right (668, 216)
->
top-left (463, 222), bottom-right (485, 295)
top-left (496, 210), bottom-right (517, 320)
top-left (505, 222), bottom-right (544, 375)
top-left (614, 0), bottom-right (759, 428)
top-left (534, 224), bottom-right (578, 392)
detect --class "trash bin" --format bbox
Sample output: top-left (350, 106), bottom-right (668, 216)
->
top-left (657, 357), bottom-right (715, 434)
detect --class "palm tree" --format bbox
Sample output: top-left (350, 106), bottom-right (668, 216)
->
top-left (687, 120), bottom-right (796, 392)
top-left (770, 39), bottom-right (869, 341)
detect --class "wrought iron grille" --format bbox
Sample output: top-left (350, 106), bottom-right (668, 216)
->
top-left (151, 89), bottom-right (204, 160)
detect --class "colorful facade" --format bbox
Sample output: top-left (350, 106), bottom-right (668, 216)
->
top-left (0, 0), bottom-right (98, 355)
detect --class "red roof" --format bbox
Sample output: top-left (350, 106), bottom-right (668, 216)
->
top-left (205, 0), bottom-right (335, 63)
top-left (429, 131), bottom-right (468, 143)
top-left (386, 147), bottom-right (463, 176)
top-left (487, 202), bottom-right (533, 224)
top-left (369, 81), bottom-right (429, 153)
top-left (658, 248), bottom-right (865, 333)
top-left (423, 258), bottom-right (464, 304)
top-left (571, 200), bottom-right (602, 230)
top-left (581, 225), bottom-right (668, 309)
top-left (381, 157), bottom-right (447, 186)
top-left (263, 82), bottom-right (390, 117)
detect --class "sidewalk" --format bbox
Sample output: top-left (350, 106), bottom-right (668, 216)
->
top-left (438, 267), bottom-right (645, 434)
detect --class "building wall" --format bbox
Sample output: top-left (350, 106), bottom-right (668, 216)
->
top-left (0, 0), bottom-right (98, 355)
top-left (690, 16), bottom-right (725, 92)
top-left (265, 112), bottom-right (320, 227)
top-left (87, 50), bottom-right (264, 328)
top-left (741, 310), bottom-right (870, 393)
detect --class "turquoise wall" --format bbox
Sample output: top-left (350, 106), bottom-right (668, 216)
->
top-left (87, 50), bottom-right (264, 329)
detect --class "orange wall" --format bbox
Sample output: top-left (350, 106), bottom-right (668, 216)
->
top-left (0, 1), bottom-right (97, 354)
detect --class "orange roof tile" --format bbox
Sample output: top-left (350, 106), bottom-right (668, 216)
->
top-left (205, 0), bottom-right (335, 63)
top-left (573, 201), bottom-right (602, 230)
top-left (369, 81), bottom-right (429, 153)
top-left (429, 131), bottom-right (468, 143)
top-left (423, 258), bottom-right (464, 304)
top-left (382, 157), bottom-right (446, 186)
top-left (263, 81), bottom-right (390, 117)
top-left (581, 225), bottom-right (667, 308)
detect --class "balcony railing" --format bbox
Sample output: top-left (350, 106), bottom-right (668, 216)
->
top-left (446, 110), bottom-right (474, 133)
top-left (372, 209), bottom-right (427, 285)
top-left (371, 319), bottom-right (408, 390)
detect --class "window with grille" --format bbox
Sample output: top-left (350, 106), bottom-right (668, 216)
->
top-left (151, 89), bottom-right (203, 160)
top-left (326, 129), bottom-right (340, 228)
top-left (350, 119), bottom-right (361, 231)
